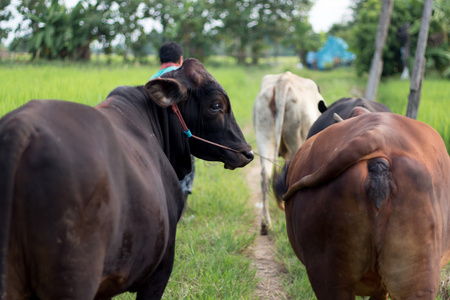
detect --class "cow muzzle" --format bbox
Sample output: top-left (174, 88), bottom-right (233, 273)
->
top-left (224, 149), bottom-right (254, 170)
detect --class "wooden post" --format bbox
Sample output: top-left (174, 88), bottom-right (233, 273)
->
top-left (365, 0), bottom-right (394, 101)
top-left (405, 0), bottom-right (433, 119)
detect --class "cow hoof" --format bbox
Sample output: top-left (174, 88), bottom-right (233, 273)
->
top-left (260, 223), bottom-right (269, 235)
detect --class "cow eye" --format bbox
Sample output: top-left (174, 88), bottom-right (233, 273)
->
top-left (210, 102), bottom-right (223, 112)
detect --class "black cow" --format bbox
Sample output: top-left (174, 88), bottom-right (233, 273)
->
top-left (307, 97), bottom-right (392, 139)
top-left (0, 58), bottom-right (253, 299)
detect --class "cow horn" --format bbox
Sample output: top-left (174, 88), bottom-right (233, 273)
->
top-left (333, 113), bottom-right (344, 123)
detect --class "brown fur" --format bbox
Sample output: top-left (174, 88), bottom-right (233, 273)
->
top-left (275, 112), bottom-right (450, 299)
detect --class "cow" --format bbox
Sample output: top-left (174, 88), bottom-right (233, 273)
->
top-left (273, 110), bottom-right (450, 299)
top-left (307, 97), bottom-right (392, 139)
top-left (0, 58), bottom-right (254, 300)
top-left (252, 72), bottom-right (323, 234)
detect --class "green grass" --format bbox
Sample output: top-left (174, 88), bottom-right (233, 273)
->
top-left (161, 164), bottom-right (257, 299)
top-left (0, 63), bottom-right (152, 114)
top-left (377, 78), bottom-right (450, 151)
top-left (114, 163), bottom-right (258, 300)
top-left (1, 60), bottom-right (449, 299)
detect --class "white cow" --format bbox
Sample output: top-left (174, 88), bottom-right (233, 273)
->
top-left (253, 72), bottom-right (324, 234)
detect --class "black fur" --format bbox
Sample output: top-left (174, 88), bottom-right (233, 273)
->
top-left (273, 161), bottom-right (290, 201)
top-left (365, 158), bottom-right (392, 209)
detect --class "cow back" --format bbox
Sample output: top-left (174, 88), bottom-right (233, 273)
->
top-left (279, 112), bottom-right (450, 298)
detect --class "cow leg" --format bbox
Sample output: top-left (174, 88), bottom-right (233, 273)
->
top-left (255, 135), bottom-right (275, 235)
top-left (377, 157), bottom-right (442, 300)
top-left (135, 234), bottom-right (176, 300)
top-left (254, 98), bottom-right (276, 235)
top-left (260, 161), bottom-right (272, 235)
top-left (286, 165), bottom-right (375, 300)
top-left (306, 267), bottom-right (356, 300)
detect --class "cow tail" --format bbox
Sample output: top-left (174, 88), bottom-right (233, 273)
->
top-left (0, 119), bottom-right (31, 297)
top-left (273, 84), bottom-right (288, 165)
top-left (365, 157), bottom-right (394, 210)
top-left (272, 162), bottom-right (290, 211)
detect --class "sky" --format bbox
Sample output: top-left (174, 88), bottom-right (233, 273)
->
top-left (1, 0), bottom-right (354, 45)
top-left (309, 0), bottom-right (353, 32)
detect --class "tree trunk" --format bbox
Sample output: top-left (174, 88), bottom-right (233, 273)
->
top-left (299, 49), bottom-right (307, 66)
top-left (123, 49), bottom-right (128, 63)
top-left (399, 23), bottom-right (411, 80)
top-left (405, 0), bottom-right (433, 119)
top-left (365, 0), bottom-right (394, 101)
top-left (237, 46), bottom-right (246, 65)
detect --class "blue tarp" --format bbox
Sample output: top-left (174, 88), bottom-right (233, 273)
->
top-left (306, 35), bottom-right (356, 70)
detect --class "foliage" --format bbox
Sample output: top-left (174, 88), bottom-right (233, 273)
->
top-left (425, 0), bottom-right (450, 77)
top-left (6, 0), bottom-right (317, 64)
top-left (0, 0), bottom-right (12, 42)
top-left (212, 0), bottom-right (314, 64)
top-left (113, 0), bottom-right (148, 62)
top-left (10, 0), bottom-right (144, 60)
top-left (349, 0), bottom-right (449, 77)
top-left (328, 22), bottom-right (355, 53)
top-left (377, 77), bottom-right (450, 147)
top-left (24, 0), bottom-right (69, 59)
top-left (283, 15), bottom-right (322, 64)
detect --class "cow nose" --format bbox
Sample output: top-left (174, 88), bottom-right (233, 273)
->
top-left (242, 150), bottom-right (254, 161)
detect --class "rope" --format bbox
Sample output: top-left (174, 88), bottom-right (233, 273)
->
top-left (253, 152), bottom-right (283, 168)
top-left (171, 104), bottom-right (192, 137)
top-left (171, 104), bottom-right (240, 153)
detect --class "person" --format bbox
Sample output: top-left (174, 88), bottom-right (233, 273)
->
top-left (150, 42), bottom-right (195, 201)
top-left (150, 42), bottom-right (184, 80)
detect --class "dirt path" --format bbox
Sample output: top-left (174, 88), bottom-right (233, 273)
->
top-left (245, 158), bottom-right (288, 300)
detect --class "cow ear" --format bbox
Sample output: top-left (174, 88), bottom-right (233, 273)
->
top-left (348, 106), bottom-right (371, 118)
top-left (318, 100), bottom-right (327, 113)
top-left (144, 78), bottom-right (188, 108)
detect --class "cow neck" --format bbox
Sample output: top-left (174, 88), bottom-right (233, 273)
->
top-left (100, 86), bottom-right (192, 181)
top-left (148, 95), bottom-right (192, 180)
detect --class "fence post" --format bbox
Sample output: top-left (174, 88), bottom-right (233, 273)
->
top-left (405, 0), bottom-right (433, 119)
top-left (365, 0), bottom-right (394, 101)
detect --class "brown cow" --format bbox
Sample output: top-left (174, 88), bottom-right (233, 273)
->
top-left (274, 111), bottom-right (450, 299)
top-left (0, 58), bottom-right (253, 299)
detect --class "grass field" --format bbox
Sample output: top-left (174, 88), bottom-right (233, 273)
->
top-left (1, 59), bottom-right (449, 299)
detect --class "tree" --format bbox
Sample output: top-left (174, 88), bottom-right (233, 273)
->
top-left (114, 0), bottom-right (145, 62)
top-left (405, 0), bottom-right (433, 119)
top-left (129, 28), bottom-right (150, 63)
top-left (213, 0), bottom-right (313, 64)
top-left (0, 0), bottom-right (12, 43)
top-left (350, 0), bottom-right (448, 80)
top-left (421, 0), bottom-right (449, 77)
top-left (6, 0), bottom-right (325, 64)
top-left (64, 1), bottom-right (97, 60)
top-left (141, 0), bottom-right (216, 61)
top-left (284, 16), bottom-right (321, 65)
top-left (174, 0), bottom-right (216, 61)
top-left (11, 0), bottom-right (140, 61)
top-left (365, 0), bottom-right (394, 100)
top-left (21, 0), bottom-right (69, 59)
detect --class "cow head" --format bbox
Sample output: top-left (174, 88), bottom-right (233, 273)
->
top-left (144, 58), bottom-right (253, 170)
